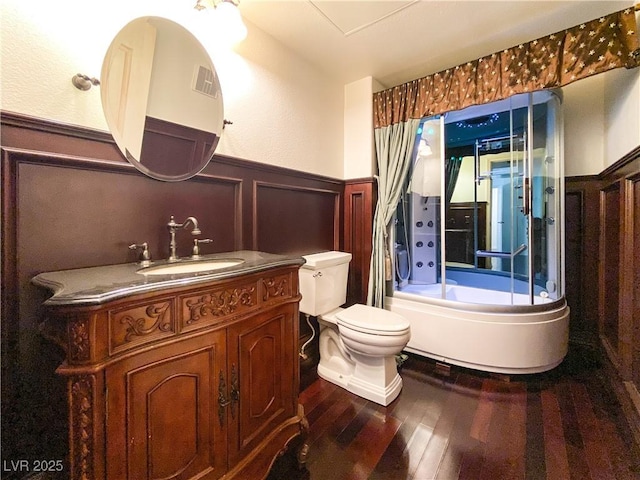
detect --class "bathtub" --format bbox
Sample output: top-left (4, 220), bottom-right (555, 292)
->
top-left (386, 283), bottom-right (569, 374)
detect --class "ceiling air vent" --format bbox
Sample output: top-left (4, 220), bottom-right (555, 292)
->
top-left (193, 65), bottom-right (218, 98)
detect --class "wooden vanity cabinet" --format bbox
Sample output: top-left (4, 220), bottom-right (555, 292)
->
top-left (44, 264), bottom-right (306, 480)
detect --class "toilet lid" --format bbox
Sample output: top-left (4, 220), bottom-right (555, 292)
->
top-left (336, 304), bottom-right (410, 334)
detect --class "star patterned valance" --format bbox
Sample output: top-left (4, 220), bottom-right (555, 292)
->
top-left (374, 7), bottom-right (640, 128)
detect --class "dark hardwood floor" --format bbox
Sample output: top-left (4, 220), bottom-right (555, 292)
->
top-left (269, 344), bottom-right (640, 480)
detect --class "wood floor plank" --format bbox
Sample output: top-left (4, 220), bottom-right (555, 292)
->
top-left (525, 390), bottom-right (547, 480)
top-left (586, 371), bottom-right (640, 480)
top-left (305, 389), bottom-right (362, 445)
top-left (598, 414), bottom-right (640, 480)
top-left (438, 372), bottom-right (485, 480)
top-left (570, 382), bottom-right (616, 480)
top-left (477, 380), bottom-right (526, 480)
top-left (590, 370), bottom-right (640, 478)
top-left (541, 388), bottom-right (571, 480)
top-left (270, 345), bottom-right (640, 480)
top-left (404, 375), bottom-right (459, 478)
top-left (469, 378), bottom-right (495, 443)
top-left (336, 401), bottom-right (384, 448)
top-left (555, 381), bottom-right (591, 479)
top-left (368, 374), bottom-right (435, 479)
top-left (344, 409), bottom-right (403, 479)
top-left (299, 377), bottom-right (338, 416)
top-left (303, 389), bottom-right (368, 476)
top-left (411, 376), bottom-right (460, 479)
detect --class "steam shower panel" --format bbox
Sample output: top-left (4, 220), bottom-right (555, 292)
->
top-left (409, 194), bottom-right (438, 284)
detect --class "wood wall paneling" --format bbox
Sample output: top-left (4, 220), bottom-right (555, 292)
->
top-left (599, 182), bottom-right (621, 366)
top-left (140, 116), bottom-right (218, 179)
top-left (0, 111), bottom-right (346, 467)
top-left (3, 111), bottom-right (640, 467)
top-left (631, 173), bottom-right (640, 392)
top-left (593, 147), bottom-right (640, 448)
top-left (344, 179), bottom-right (375, 305)
top-left (564, 176), bottom-right (602, 345)
top-left (252, 182), bottom-right (340, 254)
top-left (564, 190), bottom-right (585, 337)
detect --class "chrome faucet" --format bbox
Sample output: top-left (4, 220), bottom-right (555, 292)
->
top-left (167, 216), bottom-right (202, 262)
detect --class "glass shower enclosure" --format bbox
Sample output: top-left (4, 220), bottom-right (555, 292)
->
top-left (395, 90), bottom-right (564, 305)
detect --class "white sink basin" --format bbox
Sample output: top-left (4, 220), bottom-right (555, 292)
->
top-left (138, 259), bottom-right (245, 276)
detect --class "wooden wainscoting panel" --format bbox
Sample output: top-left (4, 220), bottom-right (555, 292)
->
top-left (599, 182), bottom-right (621, 367)
top-left (565, 191), bottom-right (585, 337)
top-left (625, 173), bottom-right (640, 388)
top-left (564, 176), bottom-right (602, 345)
top-left (139, 116), bottom-right (219, 179)
top-left (252, 181), bottom-right (340, 254)
top-left (344, 179), bottom-right (375, 305)
top-left (631, 173), bottom-right (640, 392)
top-left (593, 148), bottom-right (640, 450)
top-left (1, 112), bottom-right (346, 467)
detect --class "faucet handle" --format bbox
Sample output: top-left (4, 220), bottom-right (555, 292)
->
top-left (129, 242), bottom-right (152, 266)
top-left (192, 238), bottom-right (213, 259)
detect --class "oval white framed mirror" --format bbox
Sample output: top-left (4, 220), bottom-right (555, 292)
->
top-left (101, 16), bottom-right (224, 181)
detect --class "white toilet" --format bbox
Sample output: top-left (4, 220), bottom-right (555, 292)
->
top-left (299, 251), bottom-right (411, 406)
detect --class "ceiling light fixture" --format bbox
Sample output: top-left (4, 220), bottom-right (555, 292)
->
top-left (418, 138), bottom-right (432, 157)
top-left (194, 0), bottom-right (247, 45)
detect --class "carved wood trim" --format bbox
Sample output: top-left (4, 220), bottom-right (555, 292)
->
top-left (68, 315), bottom-right (92, 363)
top-left (70, 375), bottom-right (95, 480)
top-left (109, 300), bottom-right (176, 355)
top-left (262, 274), bottom-right (291, 302)
top-left (182, 284), bottom-right (257, 330)
top-left (121, 303), bottom-right (172, 341)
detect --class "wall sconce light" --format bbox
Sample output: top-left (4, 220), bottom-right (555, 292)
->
top-left (72, 73), bottom-right (100, 91)
top-left (194, 0), bottom-right (247, 45)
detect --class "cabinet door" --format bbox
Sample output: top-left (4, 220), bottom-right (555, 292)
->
top-left (106, 331), bottom-right (227, 480)
top-left (227, 304), bottom-right (297, 464)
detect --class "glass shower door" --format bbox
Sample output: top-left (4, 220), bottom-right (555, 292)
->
top-left (474, 127), bottom-right (530, 298)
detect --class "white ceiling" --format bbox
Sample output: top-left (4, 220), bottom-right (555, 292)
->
top-left (238, 0), bottom-right (633, 88)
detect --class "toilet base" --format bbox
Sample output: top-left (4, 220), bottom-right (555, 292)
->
top-left (317, 351), bottom-right (404, 406)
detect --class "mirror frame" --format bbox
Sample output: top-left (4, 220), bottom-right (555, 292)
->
top-left (100, 16), bottom-right (224, 181)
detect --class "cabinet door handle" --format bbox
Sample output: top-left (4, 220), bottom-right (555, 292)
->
top-left (218, 370), bottom-right (231, 427)
top-left (229, 363), bottom-right (239, 420)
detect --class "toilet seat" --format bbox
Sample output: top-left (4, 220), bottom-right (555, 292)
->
top-left (336, 304), bottom-right (410, 336)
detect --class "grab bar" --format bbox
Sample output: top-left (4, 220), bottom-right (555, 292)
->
top-left (476, 244), bottom-right (527, 259)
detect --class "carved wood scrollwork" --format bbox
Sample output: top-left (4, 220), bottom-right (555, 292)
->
top-left (120, 302), bottom-right (172, 342)
top-left (262, 276), bottom-right (289, 301)
top-left (69, 316), bottom-right (91, 362)
top-left (186, 286), bottom-right (256, 324)
top-left (71, 376), bottom-right (94, 480)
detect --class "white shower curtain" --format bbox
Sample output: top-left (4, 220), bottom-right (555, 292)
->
top-left (367, 118), bottom-right (421, 308)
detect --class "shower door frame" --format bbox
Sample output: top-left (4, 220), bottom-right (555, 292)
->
top-left (398, 90), bottom-right (564, 306)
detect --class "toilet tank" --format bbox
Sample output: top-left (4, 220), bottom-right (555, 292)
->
top-left (299, 251), bottom-right (352, 316)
